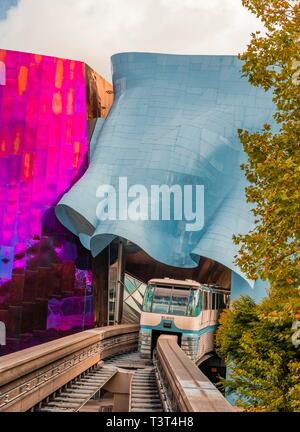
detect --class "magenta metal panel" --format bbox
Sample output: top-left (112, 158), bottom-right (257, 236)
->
top-left (0, 49), bottom-right (92, 355)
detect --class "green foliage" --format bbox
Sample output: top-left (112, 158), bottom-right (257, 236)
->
top-left (233, 0), bottom-right (300, 292)
top-left (216, 0), bottom-right (300, 412)
top-left (216, 293), bottom-right (300, 411)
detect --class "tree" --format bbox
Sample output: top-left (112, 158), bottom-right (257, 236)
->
top-left (234, 0), bottom-right (300, 293)
top-left (216, 293), bottom-right (300, 411)
top-left (216, 0), bottom-right (300, 411)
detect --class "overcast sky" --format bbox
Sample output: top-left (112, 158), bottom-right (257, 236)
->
top-left (0, 0), bottom-right (264, 80)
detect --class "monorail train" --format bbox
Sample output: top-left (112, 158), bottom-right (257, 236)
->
top-left (139, 278), bottom-right (230, 363)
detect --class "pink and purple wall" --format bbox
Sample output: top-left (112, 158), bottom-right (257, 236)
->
top-left (0, 49), bottom-right (109, 354)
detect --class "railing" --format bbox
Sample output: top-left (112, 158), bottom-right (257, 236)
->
top-left (0, 324), bottom-right (139, 412)
top-left (154, 335), bottom-right (235, 412)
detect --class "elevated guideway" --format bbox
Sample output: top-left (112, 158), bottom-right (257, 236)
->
top-left (0, 324), bottom-right (139, 412)
top-left (155, 335), bottom-right (235, 412)
top-left (35, 365), bottom-right (117, 412)
top-left (0, 326), bottom-right (235, 412)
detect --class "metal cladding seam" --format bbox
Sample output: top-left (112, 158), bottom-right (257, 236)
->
top-left (55, 52), bottom-right (275, 288)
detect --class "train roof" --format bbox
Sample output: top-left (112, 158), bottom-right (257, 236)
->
top-left (147, 278), bottom-right (230, 293)
top-left (148, 278), bottom-right (201, 288)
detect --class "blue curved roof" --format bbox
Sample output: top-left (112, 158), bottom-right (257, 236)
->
top-left (56, 53), bottom-right (275, 287)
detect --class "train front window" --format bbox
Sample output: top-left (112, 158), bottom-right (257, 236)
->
top-left (142, 284), bottom-right (202, 317)
top-left (169, 289), bottom-right (189, 316)
top-left (152, 287), bottom-right (172, 314)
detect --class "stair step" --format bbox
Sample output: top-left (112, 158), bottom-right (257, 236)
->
top-left (78, 379), bottom-right (106, 384)
top-left (132, 399), bottom-right (161, 403)
top-left (131, 403), bottom-right (162, 408)
top-left (63, 389), bottom-right (93, 395)
top-left (36, 407), bottom-right (73, 412)
top-left (53, 396), bottom-right (85, 402)
top-left (60, 393), bottom-right (89, 399)
top-left (132, 385), bottom-right (157, 389)
top-left (132, 408), bottom-right (163, 412)
top-left (71, 385), bottom-right (99, 390)
top-left (131, 390), bottom-right (159, 394)
top-left (46, 402), bottom-right (79, 409)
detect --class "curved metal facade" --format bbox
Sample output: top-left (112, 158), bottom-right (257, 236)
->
top-left (56, 53), bottom-right (275, 288)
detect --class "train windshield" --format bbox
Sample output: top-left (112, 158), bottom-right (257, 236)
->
top-left (143, 284), bottom-right (201, 317)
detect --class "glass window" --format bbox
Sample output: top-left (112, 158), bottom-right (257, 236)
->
top-left (218, 294), bottom-right (223, 309)
top-left (152, 286), bottom-right (172, 314)
top-left (219, 293), bottom-right (228, 309)
top-left (142, 284), bottom-right (155, 312)
top-left (219, 293), bottom-right (223, 309)
top-left (143, 284), bottom-right (203, 316)
top-left (169, 288), bottom-right (189, 316)
top-left (187, 289), bottom-right (201, 317)
top-left (212, 293), bottom-right (216, 310)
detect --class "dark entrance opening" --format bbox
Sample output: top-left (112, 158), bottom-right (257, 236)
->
top-left (151, 329), bottom-right (182, 356)
top-left (199, 355), bottom-right (226, 394)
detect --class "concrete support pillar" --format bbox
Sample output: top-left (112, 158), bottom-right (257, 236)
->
top-left (102, 370), bottom-right (133, 412)
top-left (114, 239), bottom-right (125, 325)
top-left (92, 246), bottom-right (109, 328)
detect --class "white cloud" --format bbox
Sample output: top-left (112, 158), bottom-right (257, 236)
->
top-left (0, 0), bottom-right (264, 80)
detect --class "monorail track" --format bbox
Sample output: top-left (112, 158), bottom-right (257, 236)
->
top-left (105, 352), bottom-right (163, 411)
top-left (0, 325), bottom-right (235, 412)
top-left (34, 365), bottom-right (117, 412)
top-left (130, 366), bottom-right (163, 412)
top-left (32, 351), bottom-right (163, 412)
top-left (155, 335), bottom-right (235, 412)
